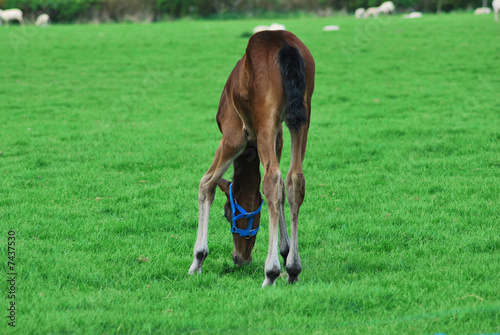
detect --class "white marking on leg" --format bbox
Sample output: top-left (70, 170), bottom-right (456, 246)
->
top-left (189, 196), bottom-right (211, 274)
top-left (262, 171), bottom-right (282, 287)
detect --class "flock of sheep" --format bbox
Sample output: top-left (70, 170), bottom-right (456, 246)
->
top-left (1, 0), bottom-right (500, 28)
top-left (354, 0), bottom-right (499, 20)
top-left (0, 9), bottom-right (49, 27)
top-left (355, 1), bottom-right (397, 19)
top-left (251, 0), bottom-right (498, 33)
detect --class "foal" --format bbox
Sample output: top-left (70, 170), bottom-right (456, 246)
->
top-left (189, 30), bottom-right (315, 287)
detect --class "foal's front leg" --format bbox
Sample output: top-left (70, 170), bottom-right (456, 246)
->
top-left (188, 137), bottom-right (244, 275)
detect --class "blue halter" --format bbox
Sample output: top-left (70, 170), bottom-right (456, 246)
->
top-left (229, 183), bottom-right (263, 238)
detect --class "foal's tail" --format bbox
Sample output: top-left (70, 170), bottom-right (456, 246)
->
top-left (278, 43), bottom-right (307, 132)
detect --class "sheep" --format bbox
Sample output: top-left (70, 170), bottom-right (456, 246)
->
top-left (493, 0), bottom-right (500, 21)
top-left (0, 8), bottom-right (24, 27)
top-left (323, 25), bottom-right (340, 31)
top-left (402, 12), bottom-right (423, 19)
top-left (355, 8), bottom-right (365, 19)
top-left (253, 25), bottom-right (268, 33)
top-left (378, 1), bottom-right (396, 14)
top-left (269, 23), bottom-right (286, 31)
top-left (364, 7), bottom-right (380, 18)
top-left (35, 13), bottom-right (50, 27)
top-left (252, 23), bottom-right (286, 34)
top-left (474, 7), bottom-right (491, 14)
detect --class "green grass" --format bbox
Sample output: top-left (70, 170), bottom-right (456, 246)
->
top-left (1, 13), bottom-right (499, 334)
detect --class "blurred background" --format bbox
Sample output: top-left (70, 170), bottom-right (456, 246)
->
top-left (0, 0), bottom-right (493, 23)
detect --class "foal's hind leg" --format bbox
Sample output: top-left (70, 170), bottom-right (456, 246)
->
top-left (285, 125), bottom-right (309, 283)
top-left (278, 178), bottom-right (290, 265)
top-left (189, 134), bottom-right (246, 275)
top-left (276, 126), bottom-right (290, 265)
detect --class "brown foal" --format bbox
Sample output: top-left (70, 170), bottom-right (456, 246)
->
top-left (188, 30), bottom-right (315, 287)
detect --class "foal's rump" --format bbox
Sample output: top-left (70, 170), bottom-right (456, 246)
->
top-left (243, 31), bottom-right (314, 134)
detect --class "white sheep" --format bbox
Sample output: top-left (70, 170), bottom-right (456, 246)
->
top-left (364, 7), bottom-right (380, 18)
top-left (493, 0), bottom-right (500, 21)
top-left (402, 12), bottom-right (423, 19)
top-left (378, 1), bottom-right (396, 14)
top-left (0, 9), bottom-right (24, 27)
top-left (252, 23), bottom-right (286, 34)
top-left (35, 13), bottom-right (50, 27)
top-left (269, 23), bottom-right (286, 31)
top-left (355, 8), bottom-right (365, 19)
top-left (253, 25), bottom-right (268, 33)
top-left (323, 25), bottom-right (340, 31)
top-left (474, 7), bottom-right (491, 14)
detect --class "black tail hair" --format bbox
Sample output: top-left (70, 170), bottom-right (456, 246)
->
top-left (278, 43), bottom-right (307, 132)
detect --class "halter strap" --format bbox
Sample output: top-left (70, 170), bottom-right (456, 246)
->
top-left (229, 183), bottom-right (263, 238)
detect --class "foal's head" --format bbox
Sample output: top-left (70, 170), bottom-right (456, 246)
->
top-left (217, 146), bottom-right (262, 266)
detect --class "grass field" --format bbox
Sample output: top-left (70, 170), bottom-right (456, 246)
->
top-left (1, 13), bottom-right (499, 334)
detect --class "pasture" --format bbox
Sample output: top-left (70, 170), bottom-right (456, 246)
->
top-left (1, 13), bottom-right (499, 334)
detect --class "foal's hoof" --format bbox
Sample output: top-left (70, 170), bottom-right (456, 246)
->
top-left (261, 278), bottom-right (276, 287)
top-left (189, 249), bottom-right (208, 274)
top-left (287, 274), bottom-right (300, 284)
top-left (286, 262), bottom-right (301, 284)
top-left (262, 267), bottom-right (281, 287)
top-left (188, 259), bottom-right (204, 275)
top-left (188, 264), bottom-right (202, 275)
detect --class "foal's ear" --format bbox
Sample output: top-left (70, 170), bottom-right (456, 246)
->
top-left (217, 178), bottom-right (231, 197)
